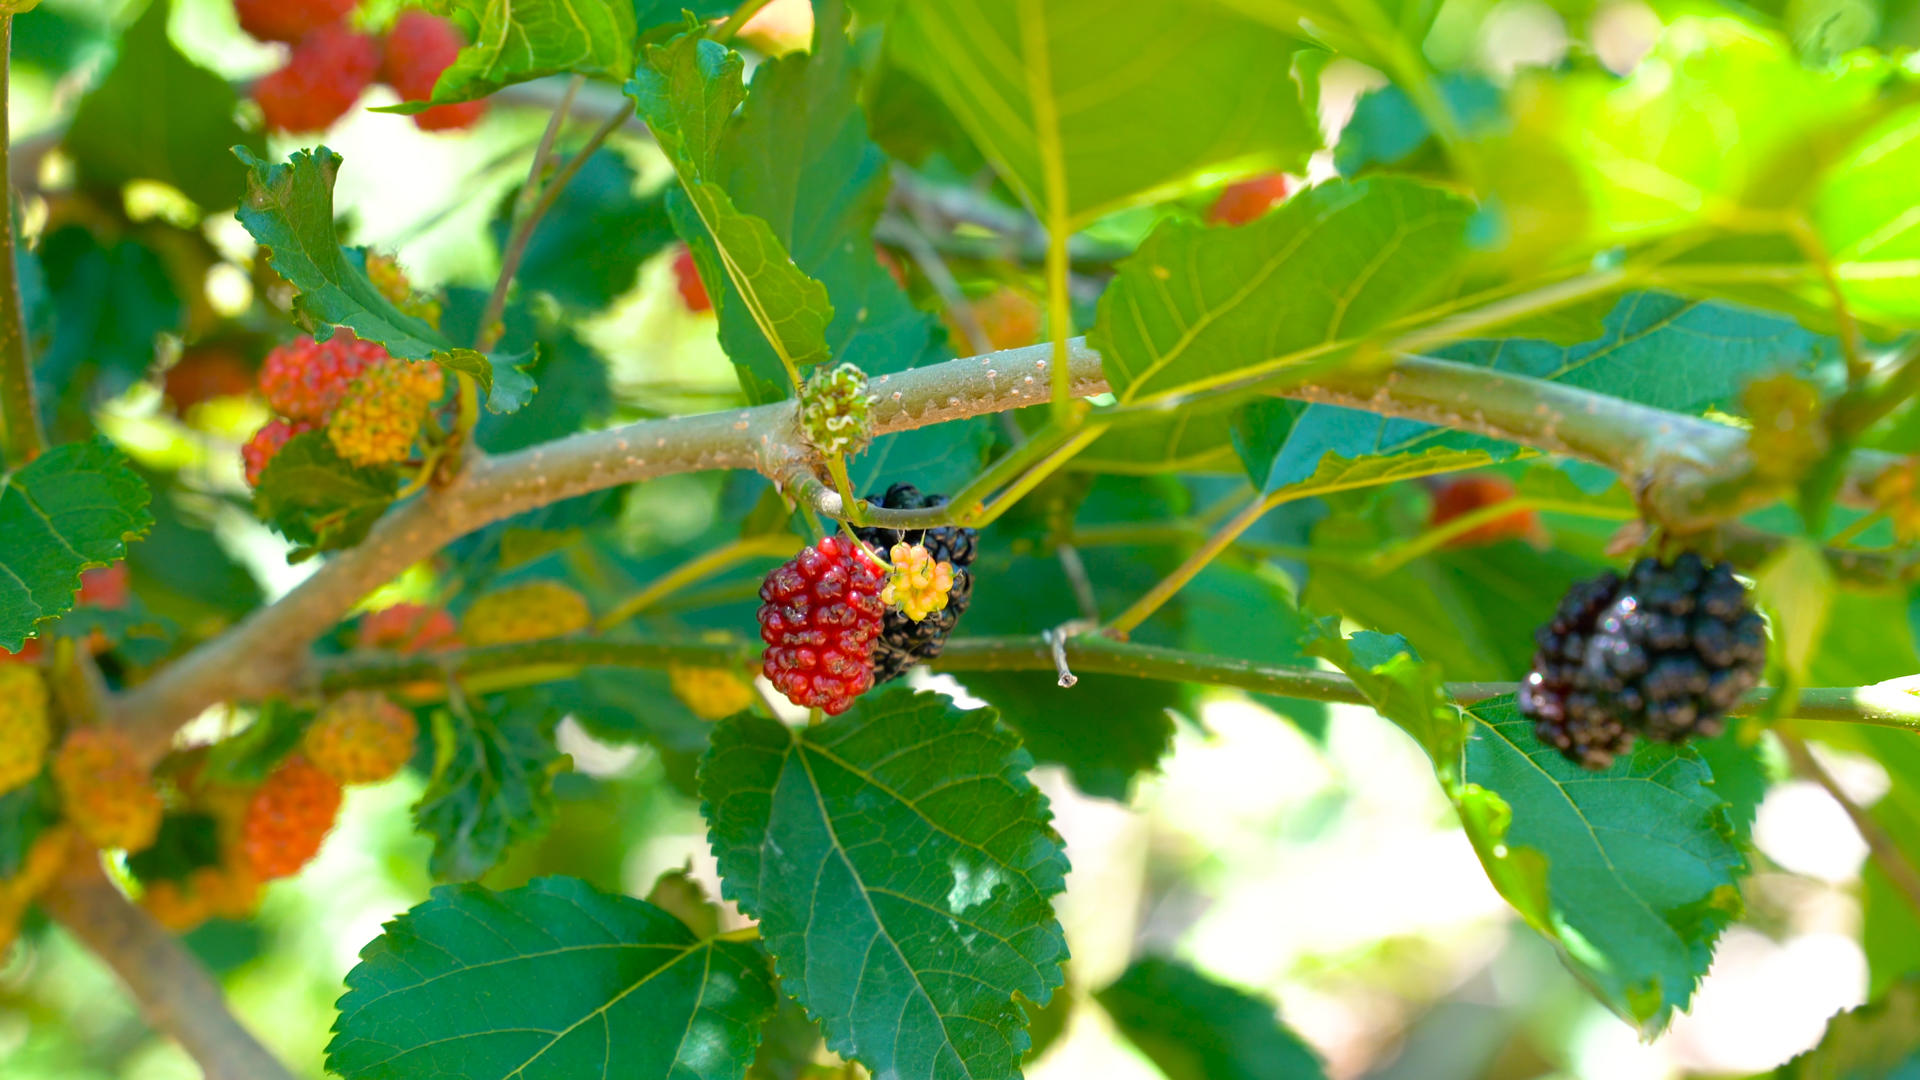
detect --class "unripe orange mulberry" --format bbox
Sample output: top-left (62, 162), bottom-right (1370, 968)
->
top-left (461, 580), bottom-right (591, 647)
top-left (304, 692), bottom-right (417, 785)
top-left (1428, 475), bottom-right (1541, 548)
top-left (53, 731), bottom-right (162, 853)
top-left (1, 825), bottom-right (73, 952)
top-left (355, 602), bottom-right (457, 654)
top-left (326, 360), bottom-right (446, 467)
top-left (669, 664), bottom-right (756, 720)
top-left (0, 665), bottom-right (51, 796)
top-left (240, 756), bottom-right (343, 881)
top-left (141, 864), bottom-right (261, 932)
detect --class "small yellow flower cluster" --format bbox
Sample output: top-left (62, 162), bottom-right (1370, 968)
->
top-left (881, 542), bottom-right (954, 623)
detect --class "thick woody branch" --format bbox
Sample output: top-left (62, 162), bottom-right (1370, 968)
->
top-left (111, 335), bottom-right (1902, 762)
top-left (40, 862), bottom-right (298, 1080)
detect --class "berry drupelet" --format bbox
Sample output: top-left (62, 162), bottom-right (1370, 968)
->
top-left (850, 484), bottom-right (977, 685)
top-left (758, 536), bottom-right (887, 714)
top-left (1521, 553), bottom-right (1767, 770)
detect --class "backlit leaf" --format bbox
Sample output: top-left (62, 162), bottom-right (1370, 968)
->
top-left (886, 0), bottom-right (1321, 228)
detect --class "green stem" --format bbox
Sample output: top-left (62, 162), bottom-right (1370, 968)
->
top-left (711, 0), bottom-right (775, 44)
top-left (1043, 226), bottom-right (1074, 419)
top-left (1107, 490), bottom-right (1277, 636)
top-left (477, 75), bottom-right (584, 347)
top-left (306, 630), bottom-right (1920, 734)
top-left (826, 455), bottom-right (860, 524)
top-left (312, 636), bottom-right (750, 696)
top-left (595, 534), bottom-right (800, 631)
top-left (0, 15), bottom-right (43, 467)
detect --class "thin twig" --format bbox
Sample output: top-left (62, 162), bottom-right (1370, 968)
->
top-left (41, 860), bottom-right (298, 1080)
top-left (477, 75), bottom-right (585, 345)
top-left (0, 15), bottom-right (44, 466)
top-left (522, 101), bottom-right (638, 232)
top-left (1107, 490), bottom-right (1275, 636)
top-left (1779, 731), bottom-right (1920, 919)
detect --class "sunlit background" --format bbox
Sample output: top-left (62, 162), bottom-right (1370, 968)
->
top-left (0, 0), bottom-right (1899, 1077)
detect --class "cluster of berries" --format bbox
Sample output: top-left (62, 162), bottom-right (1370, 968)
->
top-left (242, 1), bottom-right (487, 134)
top-left (756, 485), bottom-right (975, 715)
top-left (1521, 554), bottom-right (1768, 769)
top-left (242, 331), bottom-right (445, 485)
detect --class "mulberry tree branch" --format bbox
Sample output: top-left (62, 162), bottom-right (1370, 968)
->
top-left (0, 15), bottom-right (44, 466)
top-left (40, 861), bottom-right (299, 1080)
top-left (108, 336), bottom-right (1903, 763)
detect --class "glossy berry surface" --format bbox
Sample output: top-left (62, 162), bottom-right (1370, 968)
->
top-left (259, 332), bottom-right (390, 421)
top-left (1521, 554), bottom-right (1767, 770)
top-left (852, 484), bottom-right (977, 685)
top-left (234, 0), bottom-right (356, 44)
top-left (380, 11), bottom-right (488, 131)
top-left (252, 25), bottom-right (380, 134)
top-left (758, 535), bottom-right (887, 714)
top-left (304, 691), bottom-right (418, 785)
top-left (241, 755), bottom-right (344, 881)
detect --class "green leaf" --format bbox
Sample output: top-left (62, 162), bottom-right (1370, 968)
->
top-left (701, 689), bottom-right (1070, 1080)
top-left (1778, 977), bottom-right (1920, 1079)
top-left (886, 0), bottom-right (1321, 228)
top-left (250, 432), bottom-right (398, 557)
top-left (63, 0), bottom-right (262, 209)
top-left (700, 4), bottom-right (940, 399)
top-left (438, 348), bottom-right (537, 415)
top-left (413, 694), bottom-right (566, 881)
top-left (233, 147), bottom-right (530, 410)
top-left (1237, 292), bottom-right (1838, 499)
top-left (1213, 0), bottom-right (1442, 72)
top-left (35, 226), bottom-right (183, 424)
top-left (328, 876), bottom-right (776, 1080)
top-left (1335, 75), bottom-right (1504, 177)
top-left (1465, 696), bottom-right (1746, 1031)
top-left (0, 775), bottom-right (61, 880)
top-left (957, 496), bottom-right (1190, 798)
top-left (405, 0), bottom-right (638, 107)
top-left (1093, 177), bottom-right (1474, 406)
top-left (1754, 536), bottom-right (1836, 683)
top-left (235, 147), bottom-right (445, 356)
top-left (1301, 514), bottom-right (1613, 680)
top-left (959, 671), bottom-right (1180, 801)
top-left (629, 35), bottom-right (835, 387)
top-left (1095, 957), bottom-right (1326, 1080)
top-left (490, 149), bottom-right (675, 311)
top-left (1312, 629), bottom-right (1746, 1032)
top-left (0, 438), bottom-right (154, 651)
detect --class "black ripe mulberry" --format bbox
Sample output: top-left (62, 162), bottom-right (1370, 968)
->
top-left (850, 484), bottom-right (978, 684)
top-left (1520, 553), bottom-right (1766, 770)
